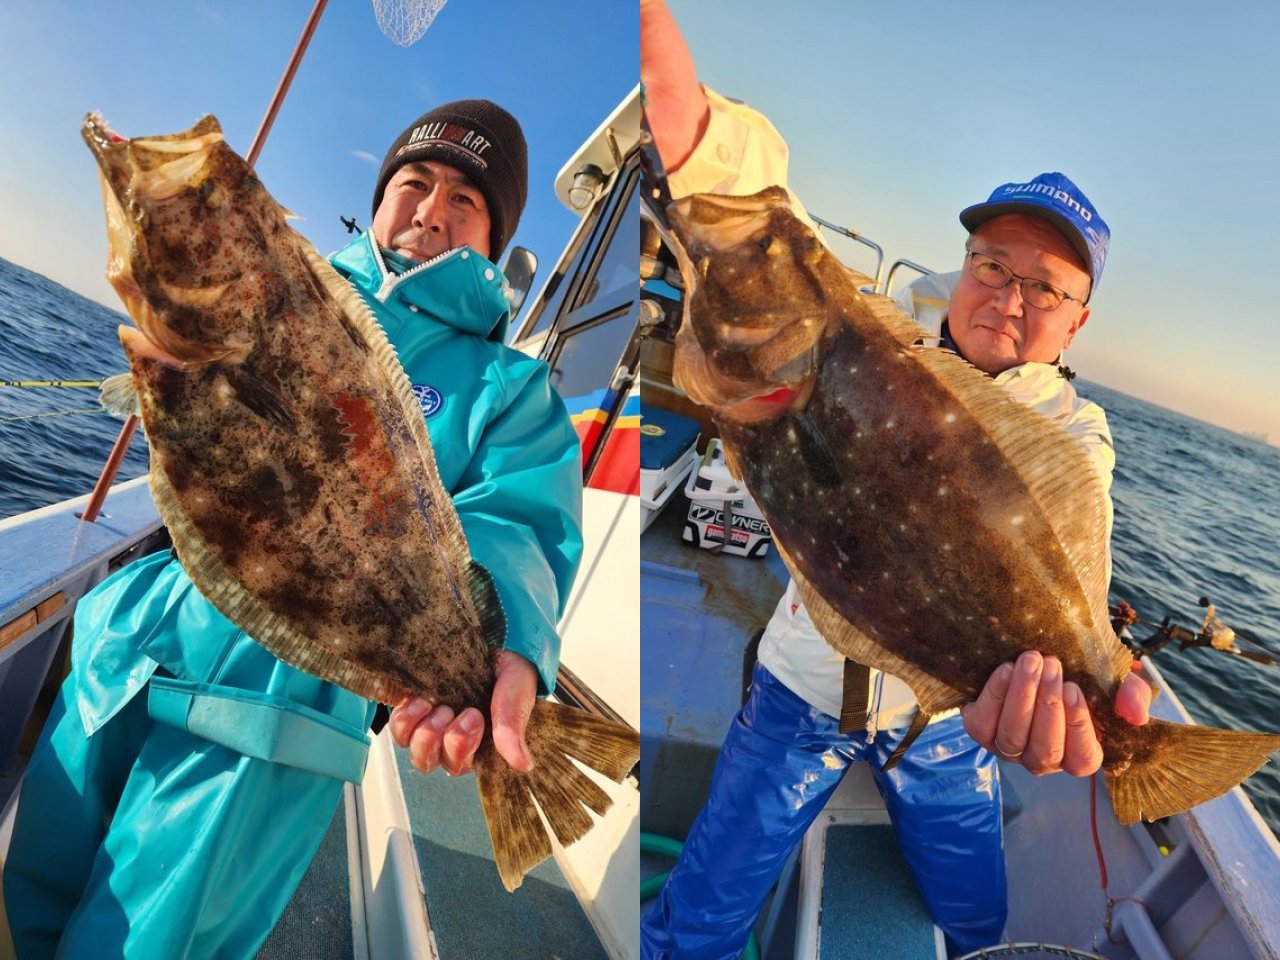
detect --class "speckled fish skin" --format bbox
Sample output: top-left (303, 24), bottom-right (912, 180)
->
top-left (666, 186), bottom-right (1280, 824)
top-left (83, 113), bottom-right (639, 890)
top-left (84, 111), bottom-right (490, 710)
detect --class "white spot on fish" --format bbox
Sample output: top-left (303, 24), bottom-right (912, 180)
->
top-left (942, 543), bottom-right (952, 552)
top-left (944, 412), bottom-right (957, 424)
top-left (885, 419), bottom-right (896, 430)
top-left (1010, 515), bottom-right (1025, 526)
top-left (937, 486), bottom-right (948, 497)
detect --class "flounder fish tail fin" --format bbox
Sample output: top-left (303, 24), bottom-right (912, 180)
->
top-left (1106, 719), bottom-right (1280, 824)
top-left (99, 371), bottom-right (139, 418)
top-left (474, 699), bottom-right (639, 892)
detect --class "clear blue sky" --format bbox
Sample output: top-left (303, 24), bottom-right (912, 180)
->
top-left (665, 0), bottom-right (1280, 442)
top-left (0, 0), bottom-right (634, 329)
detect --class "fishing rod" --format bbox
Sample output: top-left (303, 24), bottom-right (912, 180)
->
top-left (79, 0), bottom-right (331, 524)
top-left (1, 379), bottom-right (103, 389)
top-left (1113, 597), bottom-right (1277, 667)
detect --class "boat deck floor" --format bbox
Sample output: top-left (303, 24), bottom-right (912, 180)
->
top-left (260, 733), bottom-right (609, 959)
top-left (393, 745), bottom-right (608, 959)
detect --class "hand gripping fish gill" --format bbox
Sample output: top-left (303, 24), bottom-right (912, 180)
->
top-left (83, 113), bottom-right (639, 891)
top-left (662, 186), bottom-right (1280, 825)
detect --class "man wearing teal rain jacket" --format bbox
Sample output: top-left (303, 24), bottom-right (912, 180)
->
top-left (4, 99), bottom-right (584, 958)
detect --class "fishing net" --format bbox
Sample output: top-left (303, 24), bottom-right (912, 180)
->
top-left (371, 0), bottom-right (449, 47)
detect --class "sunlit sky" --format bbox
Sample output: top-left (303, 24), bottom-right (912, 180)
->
top-left (0, 0), bottom-right (634, 331)
top-left (666, 0), bottom-right (1280, 442)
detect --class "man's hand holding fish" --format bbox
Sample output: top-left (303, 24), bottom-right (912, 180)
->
top-left (639, 2), bottom-right (1277, 957)
top-left (962, 649), bottom-right (1150, 776)
top-left (390, 650), bottom-right (539, 776)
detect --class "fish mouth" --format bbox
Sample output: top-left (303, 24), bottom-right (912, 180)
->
top-left (82, 112), bottom-right (125, 157)
top-left (81, 112), bottom-right (226, 202)
top-left (82, 113), bottom-right (241, 367)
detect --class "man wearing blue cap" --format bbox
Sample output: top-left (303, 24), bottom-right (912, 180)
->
top-left (638, 1), bottom-right (1151, 956)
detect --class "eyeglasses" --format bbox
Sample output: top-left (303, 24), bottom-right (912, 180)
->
top-left (965, 252), bottom-right (1086, 311)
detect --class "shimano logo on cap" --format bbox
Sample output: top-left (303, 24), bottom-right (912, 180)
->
top-left (1002, 182), bottom-right (1092, 221)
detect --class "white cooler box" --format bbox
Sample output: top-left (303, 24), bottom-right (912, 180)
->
top-left (640, 405), bottom-right (701, 532)
top-left (682, 438), bottom-right (773, 558)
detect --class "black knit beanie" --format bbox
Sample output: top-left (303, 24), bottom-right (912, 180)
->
top-left (372, 99), bottom-right (528, 261)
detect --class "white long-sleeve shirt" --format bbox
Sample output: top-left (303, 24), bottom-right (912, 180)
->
top-left (672, 89), bottom-right (1116, 726)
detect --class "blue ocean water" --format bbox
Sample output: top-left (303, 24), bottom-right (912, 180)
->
top-left (1078, 380), bottom-right (1280, 837)
top-left (1, 256), bottom-right (1278, 840)
top-left (0, 256), bottom-right (148, 518)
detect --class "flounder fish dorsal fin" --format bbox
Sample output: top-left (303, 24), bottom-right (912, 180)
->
top-left (787, 548), bottom-right (968, 718)
top-left (150, 465), bottom-right (411, 706)
top-left (906, 342), bottom-right (1118, 663)
top-left (297, 243), bottom-right (477, 593)
top-left (839, 274), bottom-right (932, 348)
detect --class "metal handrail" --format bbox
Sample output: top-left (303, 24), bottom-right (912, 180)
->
top-left (810, 214), bottom-right (885, 292)
top-left (884, 258), bottom-right (935, 299)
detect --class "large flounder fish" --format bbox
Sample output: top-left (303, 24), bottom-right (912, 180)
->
top-left (664, 185), bottom-right (1280, 824)
top-left (83, 112), bottom-right (638, 890)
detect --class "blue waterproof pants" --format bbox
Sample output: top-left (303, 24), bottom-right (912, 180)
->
top-left (640, 663), bottom-right (1006, 959)
top-left (3, 554), bottom-right (374, 959)
top-left (5, 685), bottom-right (347, 958)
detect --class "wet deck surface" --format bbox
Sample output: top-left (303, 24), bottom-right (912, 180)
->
top-left (640, 488), bottom-right (789, 839)
top-left (395, 747), bottom-right (608, 960)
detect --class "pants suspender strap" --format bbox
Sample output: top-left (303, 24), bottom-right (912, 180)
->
top-left (881, 708), bottom-right (933, 772)
top-left (839, 658), bottom-right (870, 734)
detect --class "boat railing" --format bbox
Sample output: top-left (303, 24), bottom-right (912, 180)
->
top-left (0, 477), bottom-right (165, 812)
top-left (884, 257), bottom-right (936, 299)
top-left (810, 214), bottom-right (886, 292)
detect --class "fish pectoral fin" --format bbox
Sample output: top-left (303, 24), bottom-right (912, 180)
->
top-left (474, 700), bottom-right (639, 891)
top-left (468, 561), bottom-right (508, 650)
top-left (790, 411), bottom-right (842, 488)
top-left (1105, 720), bottom-right (1280, 824)
top-left (224, 365), bottom-right (296, 431)
top-left (99, 372), bottom-right (139, 418)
